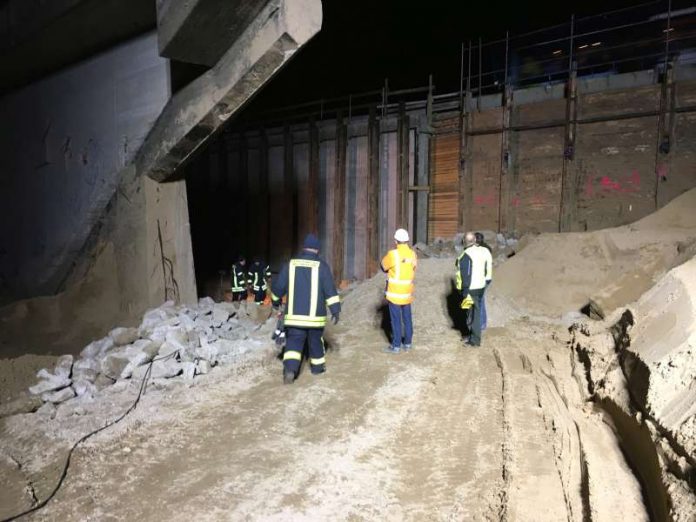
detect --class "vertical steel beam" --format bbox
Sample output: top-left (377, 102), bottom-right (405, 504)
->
top-left (259, 127), bottom-right (270, 262)
top-left (307, 117), bottom-right (320, 238)
top-left (238, 132), bottom-right (249, 256)
top-left (367, 107), bottom-right (381, 276)
top-left (333, 111), bottom-right (347, 282)
top-left (397, 102), bottom-right (410, 228)
top-left (283, 123), bottom-right (296, 254)
top-left (498, 85), bottom-right (514, 233)
top-left (559, 67), bottom-right (578, 232)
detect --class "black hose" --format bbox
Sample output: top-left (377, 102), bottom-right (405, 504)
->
top-left (1, 351), bottom-right (177, 522)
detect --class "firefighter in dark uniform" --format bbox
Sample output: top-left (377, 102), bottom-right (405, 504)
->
top-left (248, 257), bottom-right (272, 304)
top-left (230, 255), bottom-right (248, 302)
top-left (271, 234), bottom-right (341, 384)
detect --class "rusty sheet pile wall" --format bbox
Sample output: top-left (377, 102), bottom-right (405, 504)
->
top-left (187, 69), bottom-right (696, 286)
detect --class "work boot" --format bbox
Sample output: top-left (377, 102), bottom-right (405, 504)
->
top-left (283, 369), bottom-right (295, 384)
top-left (383, 345), bottom-right (401, 354)
top-left (402, 344), bottom-right (412, 352)
top-left (311, 364), bottom-right (326, 375)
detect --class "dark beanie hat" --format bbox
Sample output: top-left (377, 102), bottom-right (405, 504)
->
top-left (303, 233), bottom-right (320, 250)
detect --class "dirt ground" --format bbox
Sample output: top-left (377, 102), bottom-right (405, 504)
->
top-left (1, 258), bottom-right (649, 521)
top-left (3, 189), bottom-right (696, 521)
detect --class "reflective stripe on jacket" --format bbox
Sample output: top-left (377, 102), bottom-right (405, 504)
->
top-left (231, 264), bottom-right (247, 292)
top-left (381, 244), bottom-right (417, 305)
top-left (248, 262), bottom-right (270, 291)
top-left (455, 244), bottom-right (492, 291)
top-left (271, 251), bottom-right (341, 328)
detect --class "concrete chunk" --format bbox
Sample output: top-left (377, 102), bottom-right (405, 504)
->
top-left (29, 376), bottom-right (71, 395)
top-left (53, 354), bottom-right (74, 379)
top-left (94, 373), bottom-right (116, 391)
top-left (195, 360), bottom-right (211, 375)
top-left (72, 380), bottom-right (97, 397)
top-left (109, 327), bottom-right (140, 346)
top-left (80, 337), bottom-right (114, 359)
top-left (72, 367), bottom-right (98, 383)
top-left (212, 305), bottom-right (230, 326)
top-left (42, 386), bottom-right (76, 404)
top-left (181, 361), bottom-right (196, 381)
top-left (132, 359), bottom-right (182, 380)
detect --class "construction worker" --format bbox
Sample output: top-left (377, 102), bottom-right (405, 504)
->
top-left (271, 234), bottom-right (341, 384)
top-left (474, 232), bottom-right (492, 330)
top-left (381, 228), bottom-right (417, 354)
top-left (456, 232), bottom-right (493, 347)
top-left (230, 255), bottom-right (248, 302)
top-left (248, 257), bottom-right (271, 304)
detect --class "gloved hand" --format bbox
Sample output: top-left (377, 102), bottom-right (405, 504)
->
top-left (331, 313), bottom-right (340, 325)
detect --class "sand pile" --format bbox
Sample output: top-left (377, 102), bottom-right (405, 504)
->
top-left (493, 188), bottom-right (696, 319)
top-left (569, 255), bottom-right (696, 521)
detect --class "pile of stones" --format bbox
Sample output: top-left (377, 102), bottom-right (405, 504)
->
top-left (415, 231), bottom-right (519, 260)
top-left (26, 298), bottom-right (271, 408)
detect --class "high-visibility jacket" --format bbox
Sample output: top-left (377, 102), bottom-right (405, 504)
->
top-left (248, 261), bottom-right (271, 291)
top-left (381, 244), bottom-right (417, 305)
top-left (271, 251), bottom-right (341, 328)
top-left (231, 263), bottom-right (247, 293)
top-left (455, 244), bottom-right (492, 292)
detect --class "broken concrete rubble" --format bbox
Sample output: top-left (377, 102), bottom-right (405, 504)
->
top-left (80, 337), bottom-right (115, 360)
top-left (53, 355), bottom-right (74, 379)
top-left (17, 297), bottom-right (275, 428)
top-left (29, 375), bottom-right (71, 396)
top-left (41, 386), bottom-right (76, 404)
top-left (109, 327), bottom-right (140, 346)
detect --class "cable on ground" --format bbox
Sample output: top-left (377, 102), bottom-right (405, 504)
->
top-left (1, 351), bottom-right (178, 522)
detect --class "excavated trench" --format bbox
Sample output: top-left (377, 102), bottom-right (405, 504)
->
top-left (573, 307), bottom-right (695, 522)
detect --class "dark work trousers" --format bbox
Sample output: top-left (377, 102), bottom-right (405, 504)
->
top-left (252, 287), bottom-right (266, 303)
top-left (388, 302), bottom-right (413, 349)
top-left (283, 327), bottom-right (326, 375)
top-left (468, 288), bottom-right (485, 345)
top-left (232, 291), bottom-right (247, 302)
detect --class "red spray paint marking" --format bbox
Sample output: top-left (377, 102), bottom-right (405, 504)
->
top-left (587, 169), bottom-right (641, 196)
top-left (474, 193), bottom-right (497, 207)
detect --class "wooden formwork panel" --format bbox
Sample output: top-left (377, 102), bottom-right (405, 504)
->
top-left (428, 130), bottom-right (459, 239)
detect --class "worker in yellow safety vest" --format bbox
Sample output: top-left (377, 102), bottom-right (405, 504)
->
top-left (381, 228), bottom-right (417, 354)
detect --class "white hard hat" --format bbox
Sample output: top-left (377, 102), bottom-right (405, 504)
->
top-left (394, 228), bottom-right (410, 242)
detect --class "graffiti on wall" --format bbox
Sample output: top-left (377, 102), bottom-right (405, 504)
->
top-left (585, 169), bottom-right (641, 197)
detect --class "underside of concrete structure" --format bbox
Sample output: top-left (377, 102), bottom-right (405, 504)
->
top-left (0, 0), bottom-right (323, 357)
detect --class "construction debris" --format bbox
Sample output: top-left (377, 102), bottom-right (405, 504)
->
top-left (23, 299), bottom-right (274, 409)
